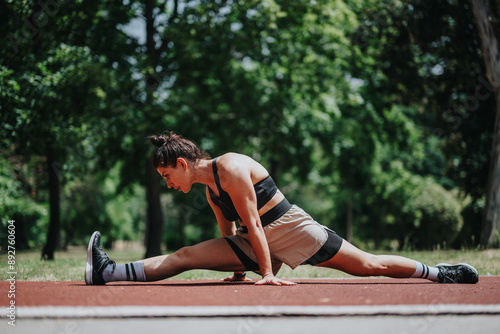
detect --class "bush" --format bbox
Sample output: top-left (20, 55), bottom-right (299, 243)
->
top-left (369, 158), bottom-right (464, 250)
top-left (405, 180), bottom-right (463, 249)
top-left (453, 197), bottom-right (484, 249)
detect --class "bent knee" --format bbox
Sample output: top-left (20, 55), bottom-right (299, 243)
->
top-left (360, 256), bottom-right (387, 276)
top-left (171, 246), bottom-right (193, 269)
top-left (175, 246), bottom-right (192, 257)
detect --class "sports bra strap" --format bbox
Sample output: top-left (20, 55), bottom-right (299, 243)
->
top-left (211, 158), bottom-right (223, 194)
top-left (208, 157), bottom-right (291, 224)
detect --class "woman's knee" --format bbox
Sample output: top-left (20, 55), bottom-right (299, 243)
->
top-left (171, 246), bottom-right (193, 270)
top-left (359, 255), bottom-right (387, 276)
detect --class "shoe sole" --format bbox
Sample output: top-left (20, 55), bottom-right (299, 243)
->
top-left (85, 231), bottom-right (99, 285)
top-left (436, 263), bottom-right (479, 283)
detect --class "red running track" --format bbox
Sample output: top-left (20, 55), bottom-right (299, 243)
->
top-left (1, 276), bottom-right (499, 307)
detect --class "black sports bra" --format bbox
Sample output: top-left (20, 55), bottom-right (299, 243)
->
top-left (207, 158), bottom-right (289, 224)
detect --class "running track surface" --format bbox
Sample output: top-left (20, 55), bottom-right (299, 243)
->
top-left (2, 276), bottom-right (499, 308)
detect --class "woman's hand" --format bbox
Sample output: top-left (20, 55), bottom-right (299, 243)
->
top-left (254, 275), bottom-right (296, 286)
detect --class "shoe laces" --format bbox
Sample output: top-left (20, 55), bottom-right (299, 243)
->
top-left (441, 267), bottom-right (461, 283)
top-left (104, 253), bottom-right (117, 274)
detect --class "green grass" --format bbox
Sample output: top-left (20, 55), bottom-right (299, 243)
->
top-left (1, 247), bottom-right (499, 282)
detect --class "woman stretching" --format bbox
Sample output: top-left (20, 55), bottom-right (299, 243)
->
top-left (85, 132), bottom-right (478, 286)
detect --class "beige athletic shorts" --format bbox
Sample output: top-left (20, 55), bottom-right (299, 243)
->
top-left (225, 205), bottom-right (329, 271)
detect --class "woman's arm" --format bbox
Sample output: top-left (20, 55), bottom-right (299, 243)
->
top-left (218, 158), bottom-right (295, 286)
top-left (206, 187), bottom-right (237, 238)
top-left (206, 187), bottom-right (251, 282)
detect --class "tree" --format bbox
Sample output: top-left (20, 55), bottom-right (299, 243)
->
top-left (142, 0), bottom-right (178, 258)
top-left (2, 0), bottom-right (497, 251)
top-left (162, 0), bottom-right (363, 245)
top-left (113, 0), bottom-right (179, 257)
top-left (471, 0), bottom-right (500, 247)
top-left (1, 1), bottom-right (138, 258)
top-left (167, 0), bottom-right (359, 175)
top-left (343, 0), bottom-right (497, 248)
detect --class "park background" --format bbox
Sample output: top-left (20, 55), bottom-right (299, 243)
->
top-left (1, 0), bottom-right (500, 263)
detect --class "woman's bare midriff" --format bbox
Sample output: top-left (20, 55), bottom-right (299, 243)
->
top-left (239, 190), bottom-right (286, 227)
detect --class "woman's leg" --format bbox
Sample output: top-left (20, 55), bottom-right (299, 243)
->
top-left (86, 230), bottom-right (247, 284)
top-left (316, 239), bottom-right (417, 278)
top-left (317, 239), bottom-right (479, 283)
top-left (142, 238), bottom-right (247, 281)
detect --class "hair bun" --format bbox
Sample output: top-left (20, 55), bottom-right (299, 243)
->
top-left (149, 131), bottom-right (211, 167)
top-left (149, 131), bottom-right (181, 147)
top-left (149, 134), bottom-right (167, 148)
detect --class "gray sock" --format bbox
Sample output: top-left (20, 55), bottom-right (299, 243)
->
top-left (411, 261), bottom-right (439, 281)
top-left (103, 261), bottom-right (146, 282)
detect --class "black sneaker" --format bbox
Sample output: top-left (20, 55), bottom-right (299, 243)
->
top-left (85, 231), bottom-right (115, 285)
top-left (436, 263), bottom-right (479, 284)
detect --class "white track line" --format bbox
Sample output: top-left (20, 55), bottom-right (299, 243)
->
top-left (17, 304), bottom-right (500, 318)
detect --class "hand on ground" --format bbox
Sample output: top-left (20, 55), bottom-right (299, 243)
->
top-left (254, 275), bottom-right (296, 286)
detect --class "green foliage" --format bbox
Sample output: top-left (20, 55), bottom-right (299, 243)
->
top-left (453, 197), bottom-right (485, 248)
top-left (167, 0), bottom-right (360, 178)
top-left (0, 0), bottom-right (143, 254)
top-left (61, 177), bottom-right (113, 246)
top-left (0, 0), bottom-right (495, 252)
top-left (410, 181), bottom-right (463, 249)
top-left (60, 162), bottom-right (147, 247)
top-left (339, 0), bottom-right (492, 249)
top-left (0, 156), bottom-right (48, 249)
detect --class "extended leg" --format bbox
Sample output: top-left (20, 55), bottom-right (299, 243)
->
top-left (85, 231), bottom-right (246, 285)
top-left (143, 238), bottom-right (247, 281)
top-left (317, 239), bottom-right (417, 278)
top-left (316, 239), bottom-right (478, 283)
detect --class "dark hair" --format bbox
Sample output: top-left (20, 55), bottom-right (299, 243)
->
top-left (149, 131), bottom-right (211, 168)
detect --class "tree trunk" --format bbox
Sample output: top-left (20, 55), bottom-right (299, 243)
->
top-left (41, 141), bottom-right (60, 260)
top-left (472, 0), bottom-right (500, 248)
top-left (13, 215), bottom-right (30, 250)
top-left (142, 0), bottom-right (165, 258)
top-left (145, 158), bottom-right (164, 258)
top-left (346, 192), bottom-right (353, 243)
